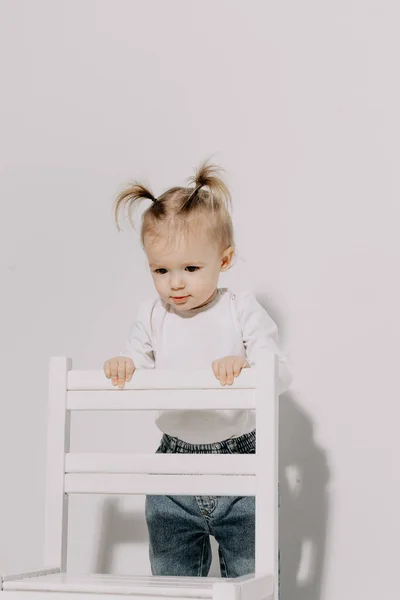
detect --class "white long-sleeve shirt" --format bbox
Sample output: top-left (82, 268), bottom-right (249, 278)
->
top-left (121, 288), bottom-right (292, 444)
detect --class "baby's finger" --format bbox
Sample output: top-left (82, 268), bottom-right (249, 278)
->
top-left (110, 361), bottom-right (119, 385)
top-left (212, 360), bottom-right (220, 379)
top-left (117, 360), bottom-right (126, 388)
top-left (225, 362), bottom-right (234, 386)
top-left (125, 360), bottom-right (135, 382)
top-left (218, 362), bottom-right (227, 386)
top-left (232, 359), bottom-right (242, 377)
top-left (104, 360), bottom-right (111, 379)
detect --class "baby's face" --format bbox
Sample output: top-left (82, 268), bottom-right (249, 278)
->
top-left (144, 227), bottom-right (233, 313)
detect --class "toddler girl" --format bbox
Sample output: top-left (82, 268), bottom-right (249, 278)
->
top-left (103, 161), bottom-right (292, 578)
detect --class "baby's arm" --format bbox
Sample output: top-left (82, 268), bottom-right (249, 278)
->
top-left (103, 297), bottom-right (156, 389)
top-left (121, 302), bottom-right (155, 370)
top-left (235, 291), bottom-right (292, 395)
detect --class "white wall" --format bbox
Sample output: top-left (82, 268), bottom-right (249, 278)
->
top-left (1, 1), bottom-right (399, 599)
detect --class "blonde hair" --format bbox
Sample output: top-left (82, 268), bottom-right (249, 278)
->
top-left (114, 161), bottom-right (235, 253)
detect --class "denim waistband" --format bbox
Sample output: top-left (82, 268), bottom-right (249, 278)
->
top-left (158, 429), bottom-right (256, 454)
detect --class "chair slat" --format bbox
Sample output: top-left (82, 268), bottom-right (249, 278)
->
top-left (64, 473), bottom-right (256, 496)
top-left (67, 389), bottom-right (254, 410)
top-left (67, 368), bottom-right (256, 391)
top-left (65, 453), bottom-right (257, 475)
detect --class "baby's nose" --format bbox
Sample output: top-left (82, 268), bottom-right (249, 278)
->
top-left (170, 276), bottom-right (185, 290)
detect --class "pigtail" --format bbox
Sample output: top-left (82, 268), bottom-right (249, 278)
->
top-left (114, 183), bottom-right (164, 232)
top-left (180, 160), bottom-right (232, 214)
top-left (113, 160), bottom-right (234, 251)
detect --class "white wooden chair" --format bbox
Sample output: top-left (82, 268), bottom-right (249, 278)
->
top-left (1, 353), bottom-right (279, 600)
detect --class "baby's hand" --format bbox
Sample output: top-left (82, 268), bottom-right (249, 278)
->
top-left (212, 356), bottom-right (250, 386)
top-left (103, 356), bottom-right (135, 389)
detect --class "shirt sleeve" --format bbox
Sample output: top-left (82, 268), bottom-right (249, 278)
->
top-left (234, 291), bottom-right (293, 395)
top-left (120, 297), bottom-right (156, 369)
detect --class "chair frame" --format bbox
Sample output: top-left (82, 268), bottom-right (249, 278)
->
top-left (1, 352), bottom-right (279, 600)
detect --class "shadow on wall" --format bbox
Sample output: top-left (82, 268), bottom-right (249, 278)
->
top-left (94, 499), bottom-right (149, 575)
top-left (279, 394), bottom-right (330, 600)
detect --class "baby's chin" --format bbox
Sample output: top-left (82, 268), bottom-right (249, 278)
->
top-left (164, 292), bottom-right (215, 312)
top-left (165, 296), bottom-right (192, 310)
top-left (167, 297), bottom-right (204, 312)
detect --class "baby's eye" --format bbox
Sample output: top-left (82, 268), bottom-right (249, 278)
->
top-left (186, 266), bottom-right (199, 272)
top-left (154, 268), bottom-right (168, 274)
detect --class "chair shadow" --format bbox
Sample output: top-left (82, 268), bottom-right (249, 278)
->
top-left (94, 500), bottom-right (149, 573)
top-left (256, 294), bottom-right (331, 600)
top-left (279, 393), bottom-right (330, 600)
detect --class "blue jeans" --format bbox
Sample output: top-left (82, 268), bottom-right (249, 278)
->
top-left (145, 430), bottom-right (256, 578)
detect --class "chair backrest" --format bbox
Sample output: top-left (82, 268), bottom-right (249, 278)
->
top-left (44, 354), bottom-right (279, 578)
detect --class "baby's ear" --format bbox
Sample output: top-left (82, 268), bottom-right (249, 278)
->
top-left (220, 246), bottom-right (235, 271)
